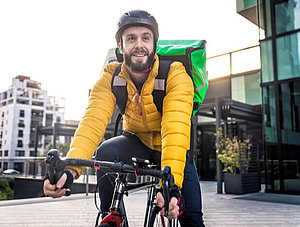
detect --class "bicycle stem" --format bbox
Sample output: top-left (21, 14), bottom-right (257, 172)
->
top-left (110, 174), bottom-right (126, 212)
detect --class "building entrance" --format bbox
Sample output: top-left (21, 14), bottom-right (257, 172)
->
top-left (194, 119), bottom-right (262, 181)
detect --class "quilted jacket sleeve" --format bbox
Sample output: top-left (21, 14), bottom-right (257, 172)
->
top-left (66, 63), bottom-right (117, 177)
top-left (161, 61), bottom-right (194, 188)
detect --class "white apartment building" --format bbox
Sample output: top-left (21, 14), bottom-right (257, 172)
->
top-left (0, 75), bottom-right (65, 173)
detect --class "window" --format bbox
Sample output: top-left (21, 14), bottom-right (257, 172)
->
top-left (263, 85), bottom-right (277, 143)
top-left (231, 72), bottom-right (261, 105)
top-left (56, 116), bottom-right (61, 123)
top-left (18, 130), bottom-right (23, 137)
top-left (3, 162), bottom-right (8, 170)
top-left (14, 162), bottom-right (24, 173)
top-left (279, 81), bottom-right (300, 145)
top-left (19, 109), bottom-right (25, 118)
top-left (46, 114), bottom-right (53, 126)
top-left (32, 101), bottom-right (44, 106)
top-left (276, 32), bottom-right (300, 80)
top-left (0, 150), bottom-right (2, 156)
top-left (30, 150), bottom-right (35, 157)
top-left (18, 119), bottom-right (25, 128)
top-left (17, 140), bottom-right (23, 148)
top-left (258, 0), bottom-right (272, 39)
top-left (275, 0), bottom-right (300, 35)
top-left (15, 150), bottom-right (25, 157)
top-left (4, 150), bottom-right (8, 156)
top-left (261, 40), bottom-right (274, 83)
top-left (17, 99), bottom-right (29, 105)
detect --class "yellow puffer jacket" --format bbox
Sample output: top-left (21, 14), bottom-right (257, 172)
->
top-left (67, 54), bottom-right (193, 188)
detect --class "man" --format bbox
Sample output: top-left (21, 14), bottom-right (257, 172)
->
top-left (44, 10), bottom-right (204, 227)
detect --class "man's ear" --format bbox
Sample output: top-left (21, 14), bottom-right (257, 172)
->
top-left (118, 42), bottom-right (123, 54)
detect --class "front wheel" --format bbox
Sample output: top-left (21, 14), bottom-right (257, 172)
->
top-left (98, 223), bottom-right (115, 227)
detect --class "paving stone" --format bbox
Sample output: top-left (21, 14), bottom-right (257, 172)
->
top-left (0, 181), bottom-right (300, 226)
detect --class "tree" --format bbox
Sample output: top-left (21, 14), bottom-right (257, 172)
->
top-left (44, 141), bottom-right (71, 157)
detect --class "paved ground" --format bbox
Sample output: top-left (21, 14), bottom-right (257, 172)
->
top-left (0, 181), bottom-right (300, 227)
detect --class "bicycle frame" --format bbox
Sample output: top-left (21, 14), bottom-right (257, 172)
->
top-left (45, 149), bottom-right (174, 227)
top-left (99, 173), bottom-right (158, 227)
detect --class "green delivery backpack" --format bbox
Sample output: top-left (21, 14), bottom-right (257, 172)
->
top-left (112, 40), bottom-right (208, 118)
top-left (155, 40), bottom-right (208, 116)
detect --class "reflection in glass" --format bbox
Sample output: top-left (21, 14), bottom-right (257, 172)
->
top-left (263, 86), bottom-right (277, 143)
top-left (231, 72), bottom-right (261, 105)
top-left (261, 40), bottom-right (274, 82)
top-left (275, 0), bottom-right (300, 35)
top-left (258, 0), bottom-right (272, 39)
top-left (265, 144), bottom-right (280, 191)
top-left (277, 32), bottom-right (300, 80)
top-left (279, 81), bottom-right (300, 145)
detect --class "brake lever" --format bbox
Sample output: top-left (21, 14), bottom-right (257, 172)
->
top-left (45, 149), bottom-right (70, 196)
top-left (161, 166), bottom-right (174, 217)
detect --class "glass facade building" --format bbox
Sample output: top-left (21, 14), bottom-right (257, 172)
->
top-left (258, 0), bottom-right (300, 194)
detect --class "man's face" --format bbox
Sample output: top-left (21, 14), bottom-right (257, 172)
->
top-left (119, 26), bottom-right (155, 72)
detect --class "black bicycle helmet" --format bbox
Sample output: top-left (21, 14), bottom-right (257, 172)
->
top-left (115, 10), bottom-right (159, 43)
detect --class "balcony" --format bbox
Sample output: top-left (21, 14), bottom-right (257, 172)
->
top-left (26, 81), bottom-right (41, 89)
top-left (17, 99), bottom-right (29, 105)
top-left (236, 0), bottom-right (258, 25)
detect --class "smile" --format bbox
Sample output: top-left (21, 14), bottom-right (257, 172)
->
top-left (132, 53), bottom-right (147, 57)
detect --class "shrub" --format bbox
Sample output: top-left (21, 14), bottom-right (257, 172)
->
top-left (0, 179), bottom-right (14, 200)
top-left (215, 127), bottom-right (252, 174)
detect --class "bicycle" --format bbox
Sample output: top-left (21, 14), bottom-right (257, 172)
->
top-left (45, 149), bottom-right (180, 227)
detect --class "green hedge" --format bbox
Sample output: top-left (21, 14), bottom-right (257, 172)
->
top-left (0, 179), bottom-right (14, 200)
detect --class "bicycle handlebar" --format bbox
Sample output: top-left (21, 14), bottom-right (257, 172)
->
top-left (65, 158), bottom-right (162, 178)
top-left (45, 149), bottom-right (173, 217)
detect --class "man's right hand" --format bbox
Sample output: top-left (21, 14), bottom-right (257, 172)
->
top-left (43, 169), bottom-right (76, 198)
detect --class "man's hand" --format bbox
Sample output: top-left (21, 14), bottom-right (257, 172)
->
top-left (43, 169), bottom-right (76, 198)
top-left (156, 192), bottom-right (179, 219)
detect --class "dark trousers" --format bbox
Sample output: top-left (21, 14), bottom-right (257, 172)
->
top-left (95, 132), bottom-right (205, 227)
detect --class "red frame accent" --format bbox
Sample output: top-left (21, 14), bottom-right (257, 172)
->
top-left (100, 210), bottom-right (122, 227)
top-left (94, 161), bottom-right (100, 170)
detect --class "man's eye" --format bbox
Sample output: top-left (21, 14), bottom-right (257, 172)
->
top-left (143, 37), bottom-right (150, 41)
top-left (128, 37), bottom-right (135, 41)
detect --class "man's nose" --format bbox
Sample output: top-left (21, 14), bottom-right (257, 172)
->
top-left (135, 37), bottom-right (144, 48)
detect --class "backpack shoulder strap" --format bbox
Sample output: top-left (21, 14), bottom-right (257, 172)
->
top-left (153, 59), bottom-right (172, 113)
top-left (111, 63), bottom-right (127, 115)
top-left (111, 64), bottom-right (127, 137)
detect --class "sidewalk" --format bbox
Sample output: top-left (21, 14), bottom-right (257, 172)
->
top-left (0, 181), bottom-right (300, 226)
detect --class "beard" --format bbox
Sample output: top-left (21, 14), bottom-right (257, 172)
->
top-left (124, 50), bottom-right (155, 72)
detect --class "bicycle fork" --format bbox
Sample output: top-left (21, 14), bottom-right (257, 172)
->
top-left (100, 174), bottom-right (128, 227)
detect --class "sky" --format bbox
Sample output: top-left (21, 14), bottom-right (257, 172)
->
top-left (0, 0), bottom-right (259, 120)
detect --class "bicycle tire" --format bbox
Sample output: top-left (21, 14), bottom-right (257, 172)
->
top-left (98, 223), bottom-right (115, 227)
